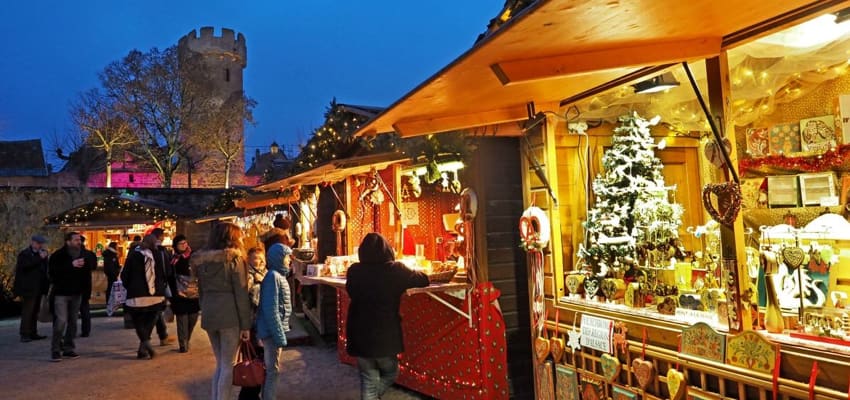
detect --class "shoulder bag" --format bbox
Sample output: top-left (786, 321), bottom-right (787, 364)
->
top-left (233, 338), bottom-right (265, 387)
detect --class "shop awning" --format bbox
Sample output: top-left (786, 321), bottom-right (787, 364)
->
top-left (43, 195), bottom-right (181, 228)
top-left (253, 153), bottom-right (410, 192)
top-left (354, 0), bottom-right (843, 138)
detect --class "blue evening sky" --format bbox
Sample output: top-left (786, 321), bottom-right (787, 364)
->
top-left (0, 1), bottom-right (497, 167)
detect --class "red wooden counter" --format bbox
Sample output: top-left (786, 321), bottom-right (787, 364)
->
top-left (298, 275), bottom-right (510, 399)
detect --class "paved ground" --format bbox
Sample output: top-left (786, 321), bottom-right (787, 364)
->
top-left (0, 311), bottom-right (430, 400)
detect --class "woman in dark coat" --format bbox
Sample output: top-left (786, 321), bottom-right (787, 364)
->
top-left (167, 234), bottom-right (200, 353)
top-left (345, 233), bottom-right (429, 400)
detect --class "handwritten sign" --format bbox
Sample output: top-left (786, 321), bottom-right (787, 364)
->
top-left (580, 315), bottom-right (613, 353)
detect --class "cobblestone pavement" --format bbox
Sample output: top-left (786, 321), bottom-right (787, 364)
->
top-left (0, 313), bottom-right (430, 400)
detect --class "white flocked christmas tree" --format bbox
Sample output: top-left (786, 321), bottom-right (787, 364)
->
top-left (581, 112), bottom-right (684, 277)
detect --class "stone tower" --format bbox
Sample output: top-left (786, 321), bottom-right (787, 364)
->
top-left (177, 27), bottom-right (248, 187)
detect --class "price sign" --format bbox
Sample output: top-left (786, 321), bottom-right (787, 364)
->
top-left (580, 315), bottom-right (613, 353)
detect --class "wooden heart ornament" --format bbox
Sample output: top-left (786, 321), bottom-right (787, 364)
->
top-left (632, 358), bottom-right (655, 390)
top-left (702, 182), bottom-right (742, 227)
top-left (550, 335), bottom-right (565, 364)
top-left (584, 276), bottom-right (601, 298)
top-left (600, 353), bottom-right (621, 383)
top-left (534, 336), bottom-right (550, 364)
top-left (781, 246), bottom-right (805, 269)
top-left (666, 369), bottom-right (687, 400)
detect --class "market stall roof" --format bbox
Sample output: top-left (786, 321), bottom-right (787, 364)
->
top-left (44, 195), bottom-right (183, 228)
top-left (252, 153), bottom-right (410, 193)
top-left (354, 0), bottom-right (842, 138)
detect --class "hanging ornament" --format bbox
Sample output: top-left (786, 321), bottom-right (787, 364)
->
top-left (704, 137), bottom-right (732, 168)
top-left (549, 308), bottom-right (565, 364)
top-left (520, 206), bottom-right (551, 251)
top-left (632, 327), bottom-right (655, 390)
top-left (702, 182), bottom-right (742, 227)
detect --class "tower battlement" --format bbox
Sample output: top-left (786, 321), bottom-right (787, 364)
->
top-left (178, 26), bottom-right (247, 67)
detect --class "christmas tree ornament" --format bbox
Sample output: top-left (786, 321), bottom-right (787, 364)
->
top-left (632, 328), bottom-right (655, 390)
top-left (600, 353), bottom-right (621, 383)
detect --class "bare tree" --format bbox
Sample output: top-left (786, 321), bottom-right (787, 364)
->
top-left (192, 93), bottom-right (255, 188)
top-left (70, 88), bottom-right (136, 187)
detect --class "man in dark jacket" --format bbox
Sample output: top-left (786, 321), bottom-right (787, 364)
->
top-left (151, 228), bottom-right (176, 346)
top-left (78, 236), bottom-right (98, 337)
top-left (48, 231), bottom-right (87, 362)
top-left (14, 234), bottom-right (49, 343)
top-left (345, 233), bottom-right (429, 400)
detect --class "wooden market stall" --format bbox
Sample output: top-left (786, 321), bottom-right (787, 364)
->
top-left (253, 152), bottom-right (515, 399)
top-left (352, 1), bottom-right (850, 399)
top-left (43, 194), bottom-right (182, 304)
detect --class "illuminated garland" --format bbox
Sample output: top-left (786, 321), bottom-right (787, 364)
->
top-left (291, 99), bottom-right (402, 174)
top-left (45, 195), bottom-right (177, 225)
top-left (202, 189), bottom-right (248, 215)
top-left (739, 144), bottom-right (850, 175)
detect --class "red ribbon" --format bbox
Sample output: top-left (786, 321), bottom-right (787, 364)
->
top-left (641, 327), bottom-right (647, 360)
top-left (809, 361), bottom-right (819, 400)
top-left (772, 346), bottom-right (780, 400)
top-left (554, 308), bottom-right (559, 338)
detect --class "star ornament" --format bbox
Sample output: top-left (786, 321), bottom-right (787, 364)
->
top-left (567, 328), bottom-right (582, 352)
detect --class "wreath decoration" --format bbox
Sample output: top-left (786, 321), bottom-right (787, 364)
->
top-left (520, 206), bottom-right (550, 252)
top-left (332, 210), bottom-right (347, 232)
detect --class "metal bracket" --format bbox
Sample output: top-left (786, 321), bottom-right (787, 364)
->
top-left (423, 289), bottom-right (473, 328)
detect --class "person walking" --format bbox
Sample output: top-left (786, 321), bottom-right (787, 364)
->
top-left (14, 234), bottom-right (49, 343)
top-left (238, 246), bottom-right (268, 400)
top-left (345, 233), bottom-right (430, 400)
top-left (47, 231), bottom-right (87, 362)
top-left (102, 242), bottom-right (120, 313)
top-left (78, 236), bottom-right (97, 337)
top-left (255, 229), bottom-right (296, 400)
top-left (194, 222), bottom-right (252, 400)
top-left (167, 234), bottom-right (200, 353)
top-left (151, 228), bottom-right (176, 346)
top-left (121, 234), bottom-right (169, 360)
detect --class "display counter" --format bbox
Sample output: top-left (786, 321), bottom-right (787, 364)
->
top-left (297, 273), bottom-right (507, 399)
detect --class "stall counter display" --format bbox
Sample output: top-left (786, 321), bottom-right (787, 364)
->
top-left (299, 273), bottom-right (508, 399)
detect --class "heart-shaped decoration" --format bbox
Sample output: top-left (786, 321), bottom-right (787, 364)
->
top-left (534, 336), bottom-right (550, 364)
top-left (600, 353), bottom-right (621, 383)
top-left (704, 137), bottom-right (732, 168)
top-left (781, 246), bottom-right (805, 269)
top-left (666, 368), bottom-right (687, 400)
top-left (584, 276), bottom-right (601, 298)
top-left (632, 358), bottom-right (655, 390)
top-left (550, 336), bottom-right (565, 364)
top-left (566, 274), bottom-right (585, 296)
top-left (702, 182), bottom-right (742, 227)
top-left (601, 278), bottom-right (625, 300)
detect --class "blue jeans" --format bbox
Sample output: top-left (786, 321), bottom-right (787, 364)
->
top-left (207, 328), bottom-right (241, 400)
top-left (356, 356), bottom-right (399, 400)
top-left (262, 338), bottom-right (284, 400)
top-left (52, 295), bottom-right (81, 354)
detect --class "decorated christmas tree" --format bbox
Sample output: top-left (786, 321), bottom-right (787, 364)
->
top-left (581, 112), bottom-right (684, 276)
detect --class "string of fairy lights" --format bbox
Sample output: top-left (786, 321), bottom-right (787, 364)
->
top-left (45, 195), bottom-right (177, 225)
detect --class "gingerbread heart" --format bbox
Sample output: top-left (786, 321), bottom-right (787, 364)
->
top-left (632, 358), bottom-right (655, 390)
top-left (566, 274), bottom-right (585, 296)
top-left (666, 368), bottom-right (687, 400)
top-left (600, 353), bottom-right (621, 383)
top-left (534, 336), bottom-right (550, 364)
top-left (550, 336), bottom-right (565, 364)
top-left (584, 276), bottom-right (601, 298)
top-left (781, 246), bottom-right (805, 269)
top-left (702, 182), bottom-right (741, 227)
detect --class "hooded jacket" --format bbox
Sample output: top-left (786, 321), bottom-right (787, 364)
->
top-left (193, 248), bottom-right (252, 332)
top-left (256, 243), bottom-right (293, 347)
top-left (345, 233), bottom-right (429, 358)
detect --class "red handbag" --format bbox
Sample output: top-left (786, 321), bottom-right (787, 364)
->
top-left (233, 339), bottom-right (265, 387)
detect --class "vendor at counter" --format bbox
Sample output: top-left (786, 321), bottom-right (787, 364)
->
top-left (345, 233), bottom-right (430, 400)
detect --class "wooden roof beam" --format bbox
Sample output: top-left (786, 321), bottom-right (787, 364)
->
top-left (491, 37), bottom-right (722, 85)
top-left (391, 104), bottom-right (557, 138)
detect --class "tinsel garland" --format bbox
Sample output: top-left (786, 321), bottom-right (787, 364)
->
top-left (739, 144), bottom-right (850, 175)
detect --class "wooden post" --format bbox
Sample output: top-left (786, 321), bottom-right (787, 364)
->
top-left (706, 55), bottom-right (752, 332)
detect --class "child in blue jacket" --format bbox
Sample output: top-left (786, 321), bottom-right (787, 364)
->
top-left (256, 231), bottom-right (293, 400)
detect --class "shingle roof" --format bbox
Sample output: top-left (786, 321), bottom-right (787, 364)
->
top-left (0, 139), bottom-right (48, 177)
